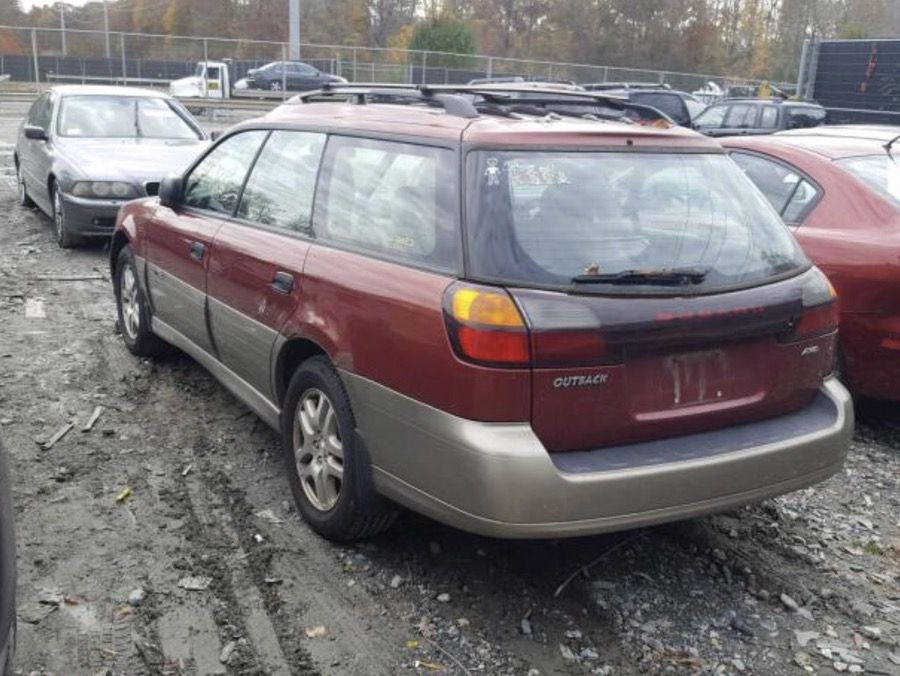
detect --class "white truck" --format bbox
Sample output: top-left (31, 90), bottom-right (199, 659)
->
top-left (169, 61), bottom-right (246, 99)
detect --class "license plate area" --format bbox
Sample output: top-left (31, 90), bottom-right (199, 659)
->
top-left (627, 341), bottom-right (767, 416)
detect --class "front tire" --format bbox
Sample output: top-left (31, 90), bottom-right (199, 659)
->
top-left (15, 162), bottom-right (33, 208)
top-left (281, 357), bottom-right (397, 541)
top-left (114, 245), bottom-right (161, 358)
top-left (269, 80), bottom-right (282, 92)
top-left (52, 185), bottom-right (81, 249)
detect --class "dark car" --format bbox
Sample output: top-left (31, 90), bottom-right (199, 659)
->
top-left (723, 130), bottom-right (900, 401)
top-left (244, 61), bottom-right (346, 92)
top-left (109, 84), bottom-right (851, 542)
top-left (583, 83), bottom-right (706, 127)
top-left (14, 85), bottom-right (209, 248)
top-left (692, 98), bottom-right (826, 137)
top-left (0, 441), bottom-right (15, 675)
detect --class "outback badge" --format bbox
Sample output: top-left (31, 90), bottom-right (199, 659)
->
top-left (553, 373), bottom-right (609, 389)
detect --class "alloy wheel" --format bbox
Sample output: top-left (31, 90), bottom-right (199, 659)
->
top-left (53, 189), bottom-right (64, 241)
top-left (119, 265), bottom-right (140, 341)
top-left (292, 388), bottom-right (344, 511)
top-left (16, 166), bottom-right (25, 203)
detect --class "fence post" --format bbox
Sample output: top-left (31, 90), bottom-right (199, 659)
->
top-left (120, 33), bottom-right (127, 85)
top-left (30, 28), bottom-right (39, 88)
top-left (352, 46), bottom-right (357, 82)
top-left (203, 37), bottom-right (209, 95)
top-left (421, 51), bottom-right (426, 85)
top-left (281, 43), bottom-right (287, 100)
top-left (486, 56), bottom-right (493, 79)
top-left (602, 66), bottom-right (608, 83)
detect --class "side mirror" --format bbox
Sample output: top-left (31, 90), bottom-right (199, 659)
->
top-left (209, 130), bottom-right (222, 142)
top-left (158, 175), bottom-right (184, 209)
top-left (23, 125), bottom-right (47, 141)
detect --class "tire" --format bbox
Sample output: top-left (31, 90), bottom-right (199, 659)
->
top-left (1, 620), bottom-right (14, 676)
top-left (269, 80), bottom-right (282, 92)
top-left (15, 162), bottom-right (33, 208)
top-left (281, 356), bottom-right (397, 541)
top-left (52, 184), bottom-right (82, 249)
top-left (114, 245), bottom-right (162, 358)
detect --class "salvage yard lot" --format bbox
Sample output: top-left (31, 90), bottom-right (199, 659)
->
top-left (0, 117), bottom-right (898, 675)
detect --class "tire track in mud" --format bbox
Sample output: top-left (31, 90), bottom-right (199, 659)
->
top-left (150, 435), bottom-right (315, 675)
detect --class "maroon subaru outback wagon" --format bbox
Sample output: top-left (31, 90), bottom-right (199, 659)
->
top-left (110, 85), bottom-right (853, 541)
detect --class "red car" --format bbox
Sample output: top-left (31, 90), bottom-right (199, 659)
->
top-left (110, 85), bottom-right (851, 541)
top-left (722, 130), bottom-right (900, 401)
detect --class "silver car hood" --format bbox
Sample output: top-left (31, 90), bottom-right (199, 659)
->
top-left (56, 137), bottom-right (210, 184)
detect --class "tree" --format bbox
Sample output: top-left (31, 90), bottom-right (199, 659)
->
top-left (408, 14), bottom-right (475, 65)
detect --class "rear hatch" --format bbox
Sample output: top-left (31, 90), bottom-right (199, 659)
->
top-left (462, 149), bottom-right (837, 451)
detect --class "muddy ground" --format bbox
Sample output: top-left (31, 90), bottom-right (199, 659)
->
top-left (0, 112), bottom-right (898, 676)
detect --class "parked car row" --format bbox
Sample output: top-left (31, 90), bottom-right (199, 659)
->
top-left (11, 83), bottom-right (891, 558)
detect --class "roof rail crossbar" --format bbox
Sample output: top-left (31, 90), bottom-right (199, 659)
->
top-left (295, 82), bottom-right (479, 119)
top-left (293, 83), bottom-right (672, 125)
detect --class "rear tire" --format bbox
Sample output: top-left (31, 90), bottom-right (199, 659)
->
top-left (281, 357), bottom-right (397, 541)
top-left (114, 245), bottom-right (162, 358)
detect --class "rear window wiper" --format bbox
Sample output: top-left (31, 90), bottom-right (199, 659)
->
top-left (571, 267), bottom-right (708, 286)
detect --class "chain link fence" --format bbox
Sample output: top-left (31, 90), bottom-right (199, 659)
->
top-left (0, 25), bottom-right (787, 99)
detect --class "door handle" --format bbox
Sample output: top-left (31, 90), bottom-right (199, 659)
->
top-left (190, 241), bottom-right (206, 262)
top-left (271, 271), bottom-right (294, 295)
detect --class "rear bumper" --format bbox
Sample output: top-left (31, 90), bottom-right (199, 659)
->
top-left (842, 313), bottom-right (900, 401)
top-left (344, 373), bottom-right (853, 538)
top-left (60, 193), bottom-right (125, 238)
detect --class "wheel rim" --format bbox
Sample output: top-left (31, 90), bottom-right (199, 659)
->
top-left (119, 265), bottom-right (140, 340)
top-left (271, 81), bottom-right (281, 91)
top-left (16, 166), bottom-right (25, 202)
top-left (53, 190), bottom-right (64, 241)
top-left (292, 388), bottom-right (343, 511)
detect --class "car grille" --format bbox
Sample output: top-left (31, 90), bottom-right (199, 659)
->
top-left (144, 182), bottom-right (160, 196)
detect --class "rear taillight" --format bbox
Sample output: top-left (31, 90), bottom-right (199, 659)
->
top-left (444, 283), bottom-right (620, 368)
top-left (444, 283), bottom-right (530, 367)
top-left (782, 269), bottom-right (838, 342)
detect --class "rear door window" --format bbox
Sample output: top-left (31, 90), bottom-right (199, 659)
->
top-left (759, 106), bottom-right (779, 129)
top-left (183, 131), bottom-right (267, 215)
top-left (236, 130), bottom-right (325, 233)
top-left (731, 151), bottom-right (820, 223)
top-left (314, 136), bottom-right (459, 272)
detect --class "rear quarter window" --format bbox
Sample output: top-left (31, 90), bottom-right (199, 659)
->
top-left (313, 136), bottom-right (459, 272)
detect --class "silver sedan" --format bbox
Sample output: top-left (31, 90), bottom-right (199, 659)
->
top-left (15, 85), bottom-right (210, 248)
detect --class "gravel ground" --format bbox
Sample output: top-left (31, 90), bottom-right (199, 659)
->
top-left (0, 113), bottom-right (898, 676)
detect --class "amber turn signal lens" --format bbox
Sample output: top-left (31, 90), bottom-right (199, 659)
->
top-left (451, 287), bottom-right (525, 327)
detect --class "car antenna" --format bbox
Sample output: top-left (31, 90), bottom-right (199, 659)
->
top-left (884, 133), bottom-right (900, 158)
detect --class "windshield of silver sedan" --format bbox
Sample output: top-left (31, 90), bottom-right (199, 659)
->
top-left (57, 95), bottom-right (201, 139)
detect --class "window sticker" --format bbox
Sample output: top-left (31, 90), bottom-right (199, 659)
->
top-left (507, 161), bottom-right (571, 186)
top-left (484, 157), bottom-right (502, 186)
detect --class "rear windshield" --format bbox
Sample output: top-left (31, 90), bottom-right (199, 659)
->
top-left (836, 154), bottom-right (900, 205)
top-left (466, 151), bottom-right (807, 294)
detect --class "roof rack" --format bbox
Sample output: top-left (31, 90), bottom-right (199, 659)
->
top-left (292, 83), bottom-right (673, 125)
top-left (583, 82), bottom-right (671, 91)
top-left (294, 82), bottom-right (479, 118)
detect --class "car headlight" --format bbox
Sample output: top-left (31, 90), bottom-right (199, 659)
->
top-left (71, 181), bottom-right (139, 199)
